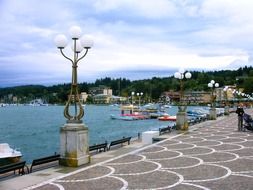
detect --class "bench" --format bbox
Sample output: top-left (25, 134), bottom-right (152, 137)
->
top-left (159, 126), bottom-right (172, 135)
top-left (30, 154), bottom-right (60, 173)
top-left (108, 137), bottom-right (131, 150)
top-left (0, 161), bottom-right (28, 178)
top-left (89, 142), bottom-right (108, 153)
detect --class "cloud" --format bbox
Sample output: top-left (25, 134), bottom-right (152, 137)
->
top-left (93, 0), bottom-right (176, 18)
top-left (1, 0), bottom-right (253, 87)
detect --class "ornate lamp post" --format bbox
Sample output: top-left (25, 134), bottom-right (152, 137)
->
top-left (223, 86), bottom-right (230, 115)
top-left (136, 92), bottom-right (143, 108)
top-left (208, 80), bottom-right (219, 120)
top-left (131, 92), bottom-right (135, 105)
top-left (54, 26), bottom-right (93, 167)
top-left (174, 68), bottom-right (191, 130)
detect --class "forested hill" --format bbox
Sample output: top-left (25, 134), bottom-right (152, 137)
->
top-left (1, 66), bottom-right (253, 103)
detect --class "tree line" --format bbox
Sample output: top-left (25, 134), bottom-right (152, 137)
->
top-left (1, 66), bottom-right (253, 104)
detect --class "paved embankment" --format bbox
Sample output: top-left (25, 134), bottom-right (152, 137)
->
top-left (2, 110), bottom-right (253, 190)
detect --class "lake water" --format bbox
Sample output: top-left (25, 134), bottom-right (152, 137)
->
top-left (0, 105), bottom-right (200, 163)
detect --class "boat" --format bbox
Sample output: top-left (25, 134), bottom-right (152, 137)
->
top-left (164, 104), bottom-right (172, 108)
top-left (0, 143), bottom-right (22, 166)
top-left (0, 103), bottom-right (7, 107)
top-left (110, 114), bottom-right (137, 121)
top-left (158, 115), bottom-right (177, 121)
top-left (110, 104), bottom-right (149, 120)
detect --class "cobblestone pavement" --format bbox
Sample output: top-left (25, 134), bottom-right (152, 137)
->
top-left (24, 111), bottom-right (253, 190)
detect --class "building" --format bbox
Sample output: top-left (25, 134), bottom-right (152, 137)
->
top-left (93, 94), bottom-right (111, 104)
top-left (80, 92), bottom-right (88, 103)
top-left (183, 91), bottom-right (211, 104)
top-left (68, 92), bottom-right (88, 103)
top-left (89, 85), bottom-right (112, 96)
top-left (160, 91), bottom-right (180, 103)
top-left (161, 90), bottom-right (212, 105)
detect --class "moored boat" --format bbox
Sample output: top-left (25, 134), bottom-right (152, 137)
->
top-left (158, 115), bottom-right (177, 121)
top-left (110, 114), bottom-right (137, 121)
top-left (0, 143), bottom-right (22, 166)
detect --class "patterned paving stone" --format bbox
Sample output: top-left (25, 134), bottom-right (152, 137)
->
top-left (195, 175), bottom-right (253, 190)
top-left (234, 140), bottom-right (253, 148)
top-left (57, 176), bottom-right (125, 190)
top-left (220, 158), bottom-right (253, 173)
top-left (158, 139), bottom-right (180, 146)
top-left (170, 164), bottom-right (230, 182)
top-left (226, 147), bottom-right (253, 157)
top-left (227, 133), bottom-right (250, 138)
top-left (221, 137), bottom-right (247, 143)
top-left (121, 170), bottom-right (183, 189)
top-left (162, 143), bottom-right (196, 150)
top-left (106, 154), bottom-right (144, 165)
top-left (36, 184), bottom-right (59, 190)
top-left (193, 140), bottom-right (222, 147)
top-left (107, 161), bottom-right (159, 175)
top-left (212, 143), bottom-right (243, 151)
top-left (60, 165), bottom-right (112, 181)
top-left (177, 137), bottom-right (205, 143)
top-left (157, 156), bottom-right (202, 169)
top-left (179, 147), bottom-right (214, 156)
top-left (203, 135), bottom-right (228, 140)
top-left (196, 152), bottom-right (238, 163)
top-left (139, 146), bottom-right (166, 153)
top-left (172, 183), bottom-right (211, 190)
top-left (141, 150), bottom-right (181, 160)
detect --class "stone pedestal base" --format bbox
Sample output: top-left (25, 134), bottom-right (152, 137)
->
top-left (142, 131), bottom-right (159, 144)
top-left (224, 106), bottom-right (230, 116)
top-left (209, 108), bottom-right (217, 120)
top-left (60, 123), bottom-right (90, 167)
top-left (176, 112), bottom-right (188, 131)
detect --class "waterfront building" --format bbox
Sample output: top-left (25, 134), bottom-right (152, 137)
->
top-left (80, 92), bottom-right (88, 103)
top-left (161, 90), bottom-right (211, 105)
top-left (110, 95), bottom-right (128, 104)
top-left (160, 91), bottom-right (180, 103)
top-left (89, 85), bottom-right (112, 96)
top-left (93, 94), bottom-right (111, 104)
top-left (183, 91), bottom-right (211, 105)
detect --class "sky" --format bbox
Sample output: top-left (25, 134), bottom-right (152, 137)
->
top-left (0, 0), bottom-right (253, 87)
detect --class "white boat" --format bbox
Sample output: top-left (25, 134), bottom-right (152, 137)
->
top-left (0, 143), bottom-right (22, 166)
top-left (110, 114), bottom-right (137, 121)
top-left (0, 103), bottom-right (7, 107)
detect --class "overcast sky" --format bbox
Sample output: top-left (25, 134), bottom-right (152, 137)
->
top-left (0, 0), bottom-right (253, 87)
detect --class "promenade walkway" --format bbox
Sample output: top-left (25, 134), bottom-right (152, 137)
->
top-left (4, 110), bottom-right (253, 190)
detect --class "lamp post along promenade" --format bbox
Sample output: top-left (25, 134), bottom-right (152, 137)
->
top-left (208, 80), bottom-right (219, 120)
top-left (223, 86), bottom-right (230, 115)
top-left (137, 92), bottom-right (143, 108)
top-left (174, 68), bottom-right (191, 130)
top-left (54, 26), bottom-right (93, 167)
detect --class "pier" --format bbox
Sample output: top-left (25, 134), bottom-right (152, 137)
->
top-left (2, 110), bottom-right (253, 189)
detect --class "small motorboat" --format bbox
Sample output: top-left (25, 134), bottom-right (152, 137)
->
top-left (110, 114), bottom-right (137, 121)
top-left (158, 115), bottom-right (177, 121)
top-left (0, 143), bottom-right (22, 166)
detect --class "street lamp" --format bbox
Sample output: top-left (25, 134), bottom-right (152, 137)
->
top-left (208, 80), bottom-right (219, 120)
top-left (54, 26), bottom-right (93, 167)
top-left (54, 26), bottom-right (93, 123)
top-left (174, 68), bottom-right (192, 107)
top-left (174, 68), bottom-right (191, 130)
top-left (223, 86), bottom-right (230, 115)
top-left (131, 92), bottom-right (135, 105)
top-left (136, 92), bottom-right (143, 108)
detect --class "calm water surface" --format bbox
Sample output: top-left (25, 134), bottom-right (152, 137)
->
top-left (0, 105), bottom-right (198, 163)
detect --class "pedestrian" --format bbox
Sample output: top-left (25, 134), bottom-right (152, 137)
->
top-left (236, 103), bottom-right (244, 131)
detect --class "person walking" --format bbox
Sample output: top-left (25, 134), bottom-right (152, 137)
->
top-left (236, 103), bottom-right (244, 131)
